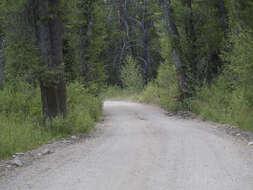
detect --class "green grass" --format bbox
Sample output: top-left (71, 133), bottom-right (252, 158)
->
top-left (0, 81), bottom-right (102, 159)
top-left (102, 86), bottom-right (140, 100)
top-left (190, 85), bottom-right (253, 133)
top-left (0, 117), bottom-right (52, 159)
top-left (131, 80), bottom-right (253, 133)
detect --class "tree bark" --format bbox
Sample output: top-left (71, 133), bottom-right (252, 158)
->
top-left (119, 0), bottom-right (127, 65)
top-left (162, 0), bottom-right (187, 100)
top-left (141, 0), bottom-right (151, 84)
top-left (219, 0), bottom-right (228, 36)
top-left (143, 30), bottom-right (151, 84)
top-left (36, 0), bottom-right (67, 119)
top-left (80, 21), bottom-right (92, 85)
top-left (78, 0), bottom-right (94, 85)
top-left (184, 0), bottom-right (198, 88)
top-left (0, 35), bottom-right (3, 90)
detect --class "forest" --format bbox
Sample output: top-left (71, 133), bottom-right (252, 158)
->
top-left (0, 0), bottom-right (252, 159)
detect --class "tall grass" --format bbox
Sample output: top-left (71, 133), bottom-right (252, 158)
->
top-left (191, 81), bottom-right (253, 133)
top-left (0, 81), bottom-right (102, 159)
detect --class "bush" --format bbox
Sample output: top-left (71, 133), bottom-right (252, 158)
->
top-left (0, 81), bottom-right (42, 120)
top-left (190, 30), bottom-right (253, 132)
top-left (191, 76), bottom-right (253, 132)
top-left (51, 82), bottom-right (102, 135)
top-left (138, 61), bottom-right (180, 111)
top-left (0, 81), bottom-right (102, 159)
top-left (120, 56), bottom-right (143, 92)
top-left (0, 82), bottom-right (47, 158)
top-left (138, 81), bottom-right (160, 104)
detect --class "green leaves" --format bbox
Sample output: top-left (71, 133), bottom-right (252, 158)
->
top-left (120, 56), bottom-right (143, 92)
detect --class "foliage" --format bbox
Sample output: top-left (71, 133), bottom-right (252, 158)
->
top-left (0, 81), bottom-right (102, 159)
top-left (120, 56), bottom-right (144, 92)
top-left (191, 29), bottom-right (253, 132)
top-left (0, 0), bottom-right (253, 159)
top-left (139, 62), bottom-right (180, 111)
top-left (102, 85), bottom-right (140, 101)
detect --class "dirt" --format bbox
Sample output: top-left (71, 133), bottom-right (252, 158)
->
top-left (0, 100), bottom-right (253, 190)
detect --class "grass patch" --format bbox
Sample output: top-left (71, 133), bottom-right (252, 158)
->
top-left (190, 83), bottom-right (253, 133)
top-left (0, 81), bottom-right (102, 159)
top-left (102, 86), bottom-right (140, 100)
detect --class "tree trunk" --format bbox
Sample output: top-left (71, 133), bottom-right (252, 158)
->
top-left (219, 0), bottom-right (228, 37)
top-left (162, 0), bottom-right (187, 100)
top-left (119, 0), bottom-right (127, 65)
top-left (36, 0), bottom-right (67, 119)
top-left (0, 35), bottom-right (3, 90)
top-left (143, 31), bottom-right (151, 84)
top-left (184, 0), bottom-right (198, 89)
top-left (141, 0), bottom-right (151, 84)
top-left (80, 22), bottom-right (92, 85)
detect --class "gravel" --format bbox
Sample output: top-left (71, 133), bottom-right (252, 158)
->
top-left (0, 100), bottom-right (252, 190)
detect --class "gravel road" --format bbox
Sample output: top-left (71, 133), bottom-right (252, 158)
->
top-left (1, 100), bottom-right (253, 190)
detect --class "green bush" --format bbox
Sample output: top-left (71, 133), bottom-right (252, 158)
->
top-left (120, 56), bottom-right (143, 92)
top-left (52, 82), bottom-right (102, 135)
top-left (0, 81), bottom-right (42, 120)
top-left (138, 62), bottom-right (180, 111)
top-left (191, 77), bottom-right (253, 132)
top-left (102, 85), bottom-right (140, 100)
top-left (190, 30), bottom-right (253, 132)
top-left (0, 81), bottom-right (102, 159)
top-left (0, 82), bottom-right (48, 158)
top-left (138, 81), bottom-right (160, 104)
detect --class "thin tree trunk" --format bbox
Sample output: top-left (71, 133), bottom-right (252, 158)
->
top-left (143, 26), bottom-right (151, 84)
top-left (219, 0), bottom-right (228, 37)
top-left (184, 0), bottom-right (198, 88)
top-left (0, 36), bottom-right (3, 90)
top-left (142, 0), bottom-right (151, 84)
top-left (36, 0), bottom-right (67, 119)
top-left (162, 0), bottom-right (187, 100)
top-left (80, 23), bottom-right (91, 85)
top-left (119, 0), bottom-right (127, 65)
top-left (79, 1), bottom-right (94, 85)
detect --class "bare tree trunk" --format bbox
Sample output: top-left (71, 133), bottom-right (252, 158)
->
top-left (36, 0), bottom-right (67, 119)
top-left (162, 0), bottom-right (187, 100)
top-left (78, 1), bottom-right (94, 85)
top-left (143, 30), bottom-right (151, 84)
top-left (141, 0), bottom-right (151, 84)
top-left (119, 0), bottom-right (127, 65)
top-left (184, 0), bottom-right (195, 44)
top-left (219, 0), bottom-right (228, 36)
top-left (80, 21), bottom-right (92, 85)
top-left (0, 36), bottom-right (3, 90)
top-left (184, 0), bottom-right (198, 88)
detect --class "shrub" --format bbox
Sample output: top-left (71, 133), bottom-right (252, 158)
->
top-left (120, 56), bottom-right (143, 92)
top-left (190, 30), bottom-right (253, 132)
top-left (139, 61), bottom-right (180, 111)
top-left (0, 81), bottom-right (102, 159)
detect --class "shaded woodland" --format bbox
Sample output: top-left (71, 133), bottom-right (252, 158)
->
top-left (0, 0), bottom-right (252, 158)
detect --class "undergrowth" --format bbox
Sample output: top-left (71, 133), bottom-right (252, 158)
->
top-left (0, 81), bottom-right (102, 159)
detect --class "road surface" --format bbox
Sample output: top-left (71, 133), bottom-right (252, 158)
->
top-left (0, 101), bottom-right (253, 190)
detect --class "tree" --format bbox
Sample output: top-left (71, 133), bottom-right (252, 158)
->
top-left (0, 33), bottom-right (3, 90)
top-left (0, 15), bottom-right (3, 90)
top-left (119, 0), bottom-right (127, 66)
top-left (34, 0), bottom-right (67, 119)
top-left (162, 0), bottom-right (187, 100)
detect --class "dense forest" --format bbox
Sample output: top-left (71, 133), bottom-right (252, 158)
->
top-left (0, 0), bottom-right (252, 158)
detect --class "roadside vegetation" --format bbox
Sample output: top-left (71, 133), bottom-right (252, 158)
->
top-left (105, 1), bottom-right (253, 133)
top-left (0, 0), bottom-right (252, 159)
top-left (0, 81), bottom-right (101, 159)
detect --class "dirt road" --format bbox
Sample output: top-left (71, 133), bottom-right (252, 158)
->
top-left (1, 101), bottom-right (253, 190)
